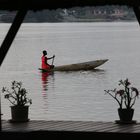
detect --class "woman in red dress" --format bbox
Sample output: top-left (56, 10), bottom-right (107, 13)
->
top-left (41, 50), bottom-right (55, 70)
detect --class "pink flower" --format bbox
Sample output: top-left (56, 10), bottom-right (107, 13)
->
top-left (116, 90), bottom-right (124, 96)
top-left (105, 78), bottom-right (139, 109)
top-left (131, 87), bottom-right (139, 96)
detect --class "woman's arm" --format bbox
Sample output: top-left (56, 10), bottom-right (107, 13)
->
top-left (47, 55), bottom-right (55, 60)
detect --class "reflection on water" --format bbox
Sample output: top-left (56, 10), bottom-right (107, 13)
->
top-left (42, 90), bottom-right (48, 113)
top-left (41, 72), bottom-right (49, 91)
top-left (41, 71), bottom-right (55, 93)
top-left (41, 71), bottom-right (56, 115)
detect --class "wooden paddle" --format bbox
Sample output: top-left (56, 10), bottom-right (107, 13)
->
top-left (52, 55), bottom-right (55, 65)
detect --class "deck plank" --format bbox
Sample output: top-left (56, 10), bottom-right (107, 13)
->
top-left (1, 120), bottom-right (140, 138)
top-left (2, 120), bottom-right (140, 133)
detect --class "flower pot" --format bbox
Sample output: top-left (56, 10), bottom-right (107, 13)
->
top-left (10, 106), bottom-right (29, 122)
top-left (118, 108), bottom-right (134, 122)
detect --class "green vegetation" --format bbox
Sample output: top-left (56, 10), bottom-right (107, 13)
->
top-left (0, 6), bottom-right (136, 23)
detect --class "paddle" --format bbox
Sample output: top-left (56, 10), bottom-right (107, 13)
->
top-left (52, 55), bottom-right (55, 65)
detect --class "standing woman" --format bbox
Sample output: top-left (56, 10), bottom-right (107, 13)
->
top-left (41, 50), bottom-right (55, 70)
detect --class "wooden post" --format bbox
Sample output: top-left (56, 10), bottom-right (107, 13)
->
top-left (0, 9), bottom-right (27, 131)
top-left (133, 6), bottom-right (140, 26)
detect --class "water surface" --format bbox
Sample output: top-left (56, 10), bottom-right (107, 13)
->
top-left (1, 22), bottom-right (140, 121)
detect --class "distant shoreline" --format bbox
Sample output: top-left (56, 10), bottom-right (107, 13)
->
top-left (0, 18), bottom-right (136, 23)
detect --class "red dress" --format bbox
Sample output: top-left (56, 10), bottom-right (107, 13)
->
top-left (41, 56), bottom-right (50, 70)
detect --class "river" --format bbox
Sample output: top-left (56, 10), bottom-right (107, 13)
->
top-left (1, 22), bottom-right (140, 122)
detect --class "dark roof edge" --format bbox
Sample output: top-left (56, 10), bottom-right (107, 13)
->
top-left (0, 0), bottom-right (139, 10)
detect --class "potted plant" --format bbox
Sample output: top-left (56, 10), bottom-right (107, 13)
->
top-left (2, 80), bottom-right (32, 122)
top-left (104, 78), bottom-right (139, 123)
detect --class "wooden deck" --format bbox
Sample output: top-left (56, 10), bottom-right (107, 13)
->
top-left (1, 120), bottom-right (140, 138)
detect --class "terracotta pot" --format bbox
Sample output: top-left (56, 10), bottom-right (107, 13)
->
top-left (118, 108), bottom-right (134, 122)
top-left (10, 106), bottom-right (29, 122)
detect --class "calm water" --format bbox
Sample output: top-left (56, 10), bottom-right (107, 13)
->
top-left (1, 22), bottom-right (140, 122)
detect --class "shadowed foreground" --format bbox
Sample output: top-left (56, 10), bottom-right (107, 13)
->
top-left (1, 120), bottom-right (140, 138)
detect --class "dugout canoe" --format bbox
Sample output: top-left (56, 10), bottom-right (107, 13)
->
top-left (39, 59), bottom-right (108, 72)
